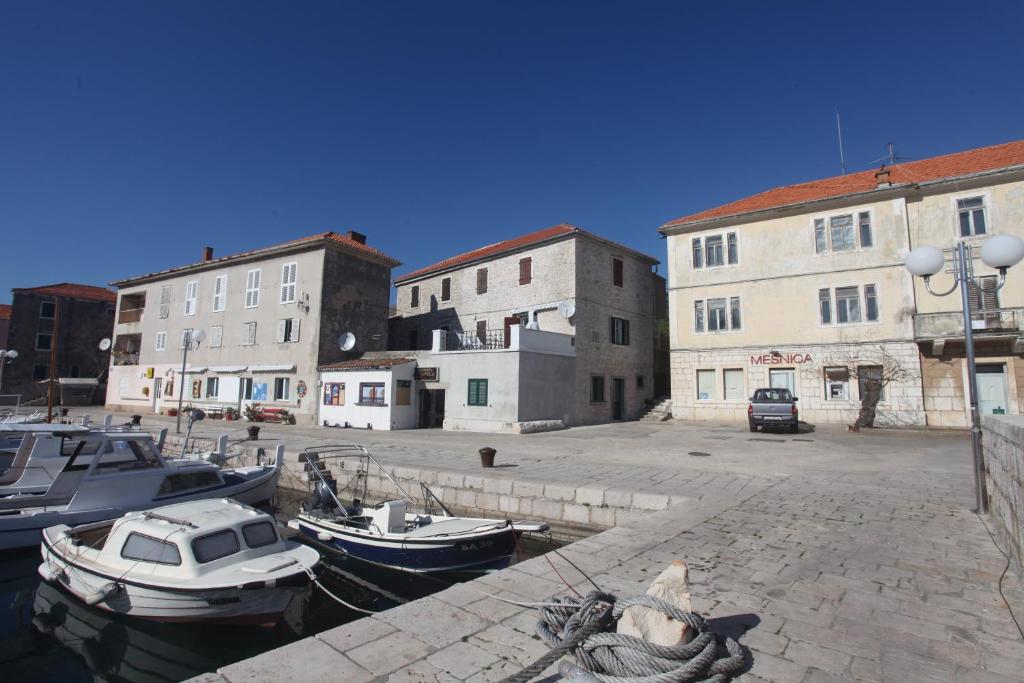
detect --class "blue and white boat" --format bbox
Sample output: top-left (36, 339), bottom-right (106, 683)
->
top-left (288, 445), bottom-right (548, 574)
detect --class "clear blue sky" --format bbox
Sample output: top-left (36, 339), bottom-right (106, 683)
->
top-left (2, 1), bottom-right (1022, 302)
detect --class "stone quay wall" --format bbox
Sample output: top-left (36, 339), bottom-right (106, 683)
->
top-left (982, 414), bottom-right (1024, 577)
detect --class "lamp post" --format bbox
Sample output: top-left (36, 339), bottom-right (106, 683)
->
top-left (0, 349), bottom-right (18, 394)
top-left (905, 234), bottom-right (1024, 514)
top-left (175, 329), bottom-right (206, 433)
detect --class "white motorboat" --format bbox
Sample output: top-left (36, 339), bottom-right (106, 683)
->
top-left (39, 499), bottom-right (320, 626)
top-left (0, 428), bottom-right (284, 551)
top-left (289, 445), bottom-right (549, 574)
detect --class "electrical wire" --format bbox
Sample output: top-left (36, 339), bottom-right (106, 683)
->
top-left (975, 511), bottom-right (1024, 641)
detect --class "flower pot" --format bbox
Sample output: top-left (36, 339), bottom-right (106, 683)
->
top-left (479, 447), bottom-right (496, 468)
top-left (247, 425), bottom-right (261, 440)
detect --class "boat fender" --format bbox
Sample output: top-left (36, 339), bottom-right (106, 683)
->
top-left (317, 532), bottom-right (332, 542)
top-left (39, 565), bottom-right (67, 583)
top-left (83, 582), bottom-right (121, 606)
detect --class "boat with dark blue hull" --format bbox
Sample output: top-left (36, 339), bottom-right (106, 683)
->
top-left (287, 445), bottom-right (548, 575)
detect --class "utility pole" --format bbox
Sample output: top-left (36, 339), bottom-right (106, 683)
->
top-left (46, 299), bottom-right (61, 423)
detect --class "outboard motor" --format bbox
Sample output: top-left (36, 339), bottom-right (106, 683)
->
top-left (308, 480), bottom-right (340, 514)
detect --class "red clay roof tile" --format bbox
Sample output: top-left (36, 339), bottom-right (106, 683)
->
top-left (13, 283), bottom-right (117, 303)
top-left (0, 304), bottom-right (11, 320)
top-left (662, 139), bottom-right (1024, 229)
top-left (319, 357), bottom-right (414, 370)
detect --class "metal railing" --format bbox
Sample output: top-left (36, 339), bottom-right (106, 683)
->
top-left (914, 307), bottom-right (1023, 339)
top-left (445, 328), bottom-right (507, 351)
top-left (112, 352), bottom-right (140, 366)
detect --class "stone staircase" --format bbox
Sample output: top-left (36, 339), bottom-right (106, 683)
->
top-left (639, 397), bottom-right (673, 422)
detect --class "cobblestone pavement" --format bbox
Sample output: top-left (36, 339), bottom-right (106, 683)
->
top-left (78, 413), bottom-right (1023, 681)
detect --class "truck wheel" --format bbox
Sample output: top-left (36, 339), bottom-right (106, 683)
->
top-left (790, 423), bottom-right (799, 434)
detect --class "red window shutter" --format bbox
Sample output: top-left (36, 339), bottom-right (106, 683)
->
top-left (519, 258), bottom-right (532, 285)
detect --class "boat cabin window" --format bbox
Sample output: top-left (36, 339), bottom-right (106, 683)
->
top-left (94, 440), bottom-right (162, 472)
top-left (242, 521), bottom-right (278, 548)
top-left (157, 470), bottom-right (223, 495)
top-left (60, 439), bottom-right (104, 457)
top-left (121, 532), bottom-right (183, 565)
top-left (192, 529), bottom-right (240, 563)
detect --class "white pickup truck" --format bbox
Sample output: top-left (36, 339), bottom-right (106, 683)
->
top-left (747, 388), bottom-right (799, 433)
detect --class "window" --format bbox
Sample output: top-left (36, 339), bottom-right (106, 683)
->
top-left (213, 275), bottom-right (227, 312)
top-left (814, 219), bottom-right (828, 254)
top-left (819, 289), bottom-right (832, 324)
top-left (122, 532), bottom-right (182, 565)
top-left (612, 258), bottom-right (624, 287)
top-left (360, 382), bottom-right (385, 405)
top-left (184, 280), bottom-right (198, 316)
top-left (180, 328), bottom-right (193, 348)
top-left (441, 277), bottom-right (451, 301)
top-left (727, 232), bottom-right (738, 264)
top-left (957, 197), bottom-right (987, 236)
top-left (240, 377), bottom-right (253, 400)
top-left (610, 317), bottom-right (630, 345)
top-left (590, 375), bottom-right (605, 403)
top-left (519, 257), bottom-right (532, 285)
top-left (33, 364), bottom-right (49, 380)
top-left (39, 301), bottom-right (56, 319)
top-left (729, 297), bottom-right (742, 330)
top-left (410, 285), bottom-right (420, 308)
top-left (692, 238), bottom-right (703, 269)
top-left (636, 375), bottom-right (645, 388)
top-left (476, 268), bottom-right (488, 294)
top-left (280, 262), bottom-right (297, 304)
top-left (119, 377), bottom-right (129, 397)
top-left (969, 275), bottom-right (999, 311)
top-left (830, 215), bottom-right (856, 251)
top-left (824, 367), bottom-right (850, 400)
top-left (323, 381), bottom-right (345, 405)
top-left (210, 325), bottom-right (223, 347)
top-left (708, 299), bottom-right (727, 332)
top-left (864, 285), bottom-right (878, 322)
top-left (694, 300), bottom-right (704, 332)
top-left (857, 365), bottom-right (885, 401)
top-left (245, 269), bottom-right (261, 308)
top-left (724, 369), bottom-right (745, 400)
top-left (696, 369), bottom-right (715, 400)
top-left (36, 333), bottom-right (53, 351)
top-left (705, 236), bottom-right (724, 267)
top-left (159, 285), bottom-right (171, 318)
top-left (192, 530), bottom-right (240, 564)
top-left (468, 378), bottom-right (488, 406)
top-left (242, 322), bottom-right (257, 346)
top-left (835, 287), bottom-right (861, 323)
top-left (395, 380), bottom-right (412, 405)
top-left (858, 212), bottom-right (873, 248)
top-left (206, 377), bottom-right (219, 398)
top-left (476, 319), bottom-right (487, 342)
top-left (242, 522), bottom-right (278, 549)
top-left (155, 331), bottom-right (167, 351)
top-left (769, 368), bottom-right (795, 395)
top-left (277, 318), bottom-right (300, 343)
top-left (274, 377), bottom-right (290, 401)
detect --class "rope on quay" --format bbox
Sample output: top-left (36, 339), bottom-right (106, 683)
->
top-left (304, 568), bottom-right (378, 615)
top-left (498, 591), bottom-right (746, 683)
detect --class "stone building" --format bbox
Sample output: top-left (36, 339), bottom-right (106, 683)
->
top-left (659, 140), bottom-right (1024, 428)
top-left (0, 304), bottom-right (10, 348)
top-left (105, 231), bottom-right (400, 423)
top-left (389, 224), bottom-right (664, 427)
top-left (1, 284), bottom-right (116, 403)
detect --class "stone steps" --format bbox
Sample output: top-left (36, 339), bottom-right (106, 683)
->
top-left (639, 398), bottom-right (673, 422)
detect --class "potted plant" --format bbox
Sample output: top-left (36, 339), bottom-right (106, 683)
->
top-left (244, 403), bottom-right (262, 422)
top-left (224, 407), bottom-right (237, 421)
top-left (167, 407), bottom-right (178, 417)
top-left (246, 423), bottom-right (261, 440)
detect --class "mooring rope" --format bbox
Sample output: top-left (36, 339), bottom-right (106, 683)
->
top-left (304, 567), bottom-right (378, 615)
top-left (499, 591), bottom-right (745, 683)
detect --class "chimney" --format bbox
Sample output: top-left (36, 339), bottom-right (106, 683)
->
top-left (344, 230), bottom-right (367, 245)
top-left (203, 246), bottom-right (214, 262)
top-left (875, 168), bottom-right (891, 188)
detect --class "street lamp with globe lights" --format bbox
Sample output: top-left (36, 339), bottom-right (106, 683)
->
top-left (175, 329), bottom-right (206, 433)
top-left (0, 349), bottom-right (18, 393)
top-left (905, 234), bottom-right (1024, 513)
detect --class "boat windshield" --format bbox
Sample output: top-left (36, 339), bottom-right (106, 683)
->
top-left (94, 440), bottom-right (162, 472)
top-left (242, 521), bottom-right (278, 548)
top-left (192, 529), bottom-right (240, 563)
top-left (120, 532), bottom-right (183, 565)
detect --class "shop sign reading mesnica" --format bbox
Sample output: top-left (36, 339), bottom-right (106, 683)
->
top-left (750, 353), bottom-right (814, 365)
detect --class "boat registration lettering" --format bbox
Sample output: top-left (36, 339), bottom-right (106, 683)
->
top-left (457, 539), bottom-right (494, 552)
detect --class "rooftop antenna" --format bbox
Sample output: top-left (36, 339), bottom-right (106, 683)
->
top-left (834, 107), bottom-right (846, 175)
top-left (871, 142), bottom-right (910, 167)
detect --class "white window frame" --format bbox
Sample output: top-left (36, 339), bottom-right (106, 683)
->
top-left (694, 296), bottom-right (741, 334)
top-left (723, 368), bottom-right (745, 401)
top-left (951, 191), bottom-right (991, 239)
top-left (242, 322), bottom-right (257, 346)
top-left (819, 285), bottom-right (879, 326)
top-left (155, 331), bottom-right (167, 351)
top-left (696, 369), bottom-right (716, 401)
top-left (245, 269), bottom-right (261, 308)
top-left (180, 328), bottom-right (193, 349)
top-left (824, 366), bottom-right (851, 401)
top-left (277, 318), bottom-right (300, 343)
top-left (274, 377), bottom-right (290, 401)
top-left (213, 275), bottom-right (227, 312)
top-left (206, 377), bottom-right (219, 399)
top-left (39, 301), bottom-right (56, 319)
top-left (184, 280), bottom-right (198, 316)
top-left (691, 231), bottom-right (739, 270)
top-left (280, 262), bottom-right (297, 304)
top-left (35, 333), bottom-right (53, 351)
top-left (159, 285), bottom-right (171, 319)
top-left (811, 207), bottom-right (875, 255)
top-left (210, 325), bottom-right (223, 348)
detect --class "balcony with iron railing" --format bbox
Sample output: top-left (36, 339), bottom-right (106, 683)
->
top-left (432, 324), bottom-right (575, 357)
top-left (913, 307), bottom-right (1024, 340)
top-left (118, 308), bottom-right (144, 324)
top-left (111, 333), bottom-right (142, 366)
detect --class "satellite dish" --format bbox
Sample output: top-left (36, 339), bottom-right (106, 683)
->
top-left (558, 301), bottom-right (576, 319)
top-left (192, 329), bottom-right (207, 344)
top-left (3, 350), bottom-right (17, 360)
top-left (98, 338), bottom-right (112, 351)
top-left (339, 332), bottom-right (356, 351)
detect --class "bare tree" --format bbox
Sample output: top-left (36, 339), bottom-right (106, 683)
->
top-left (828, 344), bottom-right (911, 429)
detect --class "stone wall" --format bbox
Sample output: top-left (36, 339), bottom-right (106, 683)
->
top-left (982, 414), bottom-right (1024, 577)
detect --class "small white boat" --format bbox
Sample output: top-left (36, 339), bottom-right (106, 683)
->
top-left (0, 426), bottom-right (285, 551)
top-left (39, 499), bottom-right (320, 626)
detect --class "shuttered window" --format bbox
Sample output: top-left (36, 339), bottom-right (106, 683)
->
top-left (242, 322), bottom-right (257, 346)
top-left (476, 268), bottom-right (488, 294)
top-left (612, 258), bottom-right (624, 286)
top-left (210, 325), bottom-right (223, 347)
top-left (467, 379), bottom-right (488, 406)
top-left (277, 318), bottom-right (300, 343)
top-left (519, 257), bottom-right (532, 285)
top-left (410, 285), bottom-right (419, 308)
top-left (184, 280), bottom-right (198, 316)
top-left (213, 275), bottom-right (227, 312)
top-left (610, 317), bottom-right (630, 345)
top-left (159, 285), bottom-right (171, 319)
top-left (969, 276), bottom-right (999, 312)
top-left (154, 331), bottom-right (167, 351)
top-left (441, 277), bottom-right (451, 301)
top-left (280, 262), bottom-right (297, 304)
top-left (245, 269), bottom-right (261, 308)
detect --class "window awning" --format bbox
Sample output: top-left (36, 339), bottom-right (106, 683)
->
top-left (209, 365), bottom-right (247, 373)
top-left (249, 364), bottom-right (295, 373)
top-left (58, 378), bottom-right (99, 385)
top-left (184, 366), bottom-right (208, 373)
